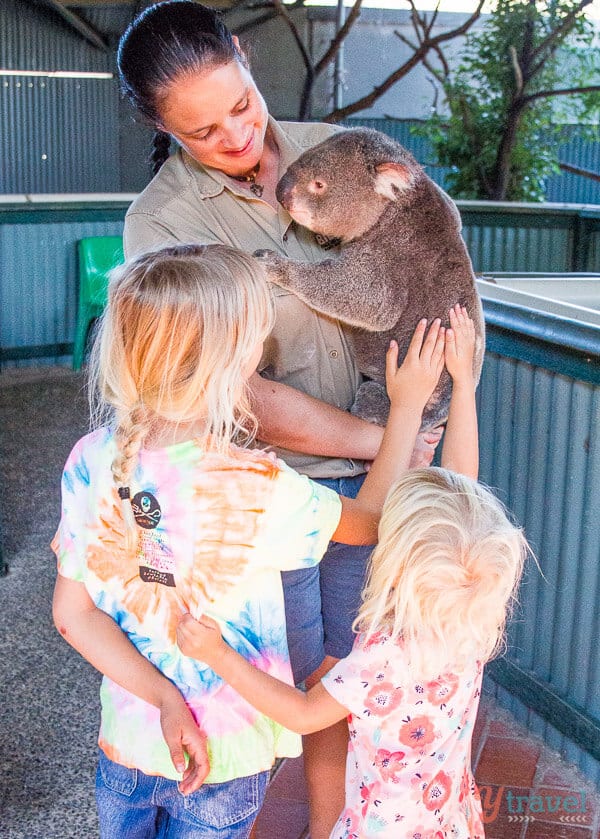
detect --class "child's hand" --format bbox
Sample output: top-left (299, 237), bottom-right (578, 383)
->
top-left (445, 304), bottom-right (476, 386)
top-left (159, 692), bottom-right (209, 795)
top-left (386, 319), bottom-right (445, 412)
top-left (176, 613), bottom-right (226, 666)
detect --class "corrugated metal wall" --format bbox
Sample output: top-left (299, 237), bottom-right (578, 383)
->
top-left (1, 75), bottom-right (120, 193)
top-left (462, 220), bottom-right (575, 274)
top-left (0, 0), bottom-right (130, 194)
top-left (477, 348), bottom-right (600, 783)
top-left (0, 210), bottom-right (125, 367)
top-left (546, 127), bottom-right (600, 205)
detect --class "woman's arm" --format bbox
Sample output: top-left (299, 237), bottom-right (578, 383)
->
top-left (440, 305), bottom-right (479, 479)
top-left (176, 615), bottom-right (348, 735)
top-left (53, 574), bottom-right (209, 794)
top-left (249, 373), bottom-right (384, 459)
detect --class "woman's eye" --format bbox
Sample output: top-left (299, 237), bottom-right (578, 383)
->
top-left (235, 98), bottom-right (249, 113)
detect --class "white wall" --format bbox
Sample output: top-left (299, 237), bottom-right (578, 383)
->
top-left (230, 6), bottom-right (482, 120)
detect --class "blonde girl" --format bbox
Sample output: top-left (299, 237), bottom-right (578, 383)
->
top-left (177, 307), bottom-right (528, 839)
top-left (52, 243), bottom-right (451, 839)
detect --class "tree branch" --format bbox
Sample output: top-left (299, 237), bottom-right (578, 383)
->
top-left (270, 0), bottom-right (313, 74)
top-left (522, 84), bottom-right (600, 106)
top-left (315, 0), bottom-right (364, 77)
top-left (510, 45), bottom-right (524, 96)
top-left (528, 0), bottom-right (592, 76)
top-left (324, 0), bottom-right (484, 121)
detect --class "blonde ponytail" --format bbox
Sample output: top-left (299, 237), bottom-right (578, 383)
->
top-left (111, 405), bottom-right (150, 552)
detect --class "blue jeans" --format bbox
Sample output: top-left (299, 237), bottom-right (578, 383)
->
top-left (96, 752), bottom-right (269, 838)
top-left (282, 473), bottom-right (374, 683)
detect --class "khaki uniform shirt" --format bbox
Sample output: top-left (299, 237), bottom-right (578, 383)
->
top-left (124, 119), bottom-right (365, 479)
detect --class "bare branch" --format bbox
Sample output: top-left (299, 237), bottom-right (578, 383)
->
top-left (315, 0), bottom-right (364, 77)
top-left (324, 0), bottom-right (484, 122)
top-left (394, 30), bottom-right (420, 52)
top-left (270, 0), bottom-right (313, 73)
top-left (559, 161), bottom-right (600, 183)
top-left (509, 45), bottom-right (524, 96)
top-left (432, 43), bottom-right (450, 79)
top-left (522, 84), bottom-right (600, 106)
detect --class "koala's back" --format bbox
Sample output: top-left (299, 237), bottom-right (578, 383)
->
top-left (348, 174), bottom-right (484, 406)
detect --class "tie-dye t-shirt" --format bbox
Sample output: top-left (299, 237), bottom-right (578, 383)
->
top-left (52, 428), bottom-right (341, 784)
top-left (321, 633), bottom-right (484, 839)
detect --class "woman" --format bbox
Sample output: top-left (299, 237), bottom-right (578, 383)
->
top-left (117, 4), bottom-right (435, 835)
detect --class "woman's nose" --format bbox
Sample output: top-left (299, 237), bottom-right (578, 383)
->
top-left (221, 119), bottom-right (249, 151)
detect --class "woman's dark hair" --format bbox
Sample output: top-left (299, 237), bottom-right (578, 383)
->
top-left (118, 1), bottom-right (243, 175)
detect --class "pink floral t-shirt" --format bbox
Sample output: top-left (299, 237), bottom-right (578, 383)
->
top-left (321, 632), bottom-right (484, 839)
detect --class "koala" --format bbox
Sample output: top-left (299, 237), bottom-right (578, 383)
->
top-left (256, 127), bottom-right (485, 431)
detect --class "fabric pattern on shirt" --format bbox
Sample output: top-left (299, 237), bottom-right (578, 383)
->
top-left (322, 633), bottom-right (485, 839)
top-left (52, 428), bottom-right (341, 783)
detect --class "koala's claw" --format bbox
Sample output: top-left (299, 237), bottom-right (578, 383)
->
top-left (253, 249), bottom-right (275, 259)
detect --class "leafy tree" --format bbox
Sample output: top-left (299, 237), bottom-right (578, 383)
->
top-left (419, 0), bottom-right (600, 201)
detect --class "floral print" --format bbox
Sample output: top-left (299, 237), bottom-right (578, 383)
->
top-left (52, 429), bottom-right (341, 784)
top-left (399, 715), bottom-right (437, 750)
top-left (322, 633), bottom-right (485, 838)
top-left (365, 682), bottom-right (404, 716)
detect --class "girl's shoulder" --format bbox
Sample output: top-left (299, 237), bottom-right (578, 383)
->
top-left (64, 427), bottom-right (114, 467)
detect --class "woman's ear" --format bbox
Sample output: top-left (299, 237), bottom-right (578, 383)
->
top-left (232, 34), bottom-right (249, 67)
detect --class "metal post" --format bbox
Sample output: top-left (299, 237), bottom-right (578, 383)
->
top-left (333, 0), bottom-right (345, 110)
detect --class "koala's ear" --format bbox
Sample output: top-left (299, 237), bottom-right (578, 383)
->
top-left (374, 162), bottom-right (414, 200)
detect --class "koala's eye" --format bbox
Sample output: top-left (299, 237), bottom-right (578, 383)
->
top-left (308, 180), bottom-right (327, 194)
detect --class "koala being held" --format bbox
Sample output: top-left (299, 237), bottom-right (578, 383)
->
top-left (257, 127), bottom-right (484, 430)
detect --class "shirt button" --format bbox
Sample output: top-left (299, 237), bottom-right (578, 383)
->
top-left (283, 232), bottom-right (288, 242)
top-left (330, 350), bottom-right (339, 358)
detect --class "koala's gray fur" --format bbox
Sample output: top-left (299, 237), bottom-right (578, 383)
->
top-left (257, 127), bottom-right (485, 430)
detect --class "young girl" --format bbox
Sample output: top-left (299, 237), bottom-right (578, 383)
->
top-left (176, 319), bottom-right (528, 839)
top-left (52, 242), bottom-right (457, 838)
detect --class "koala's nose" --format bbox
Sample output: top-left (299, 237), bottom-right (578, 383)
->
top-left (276, 173), bottom-right (294, 208)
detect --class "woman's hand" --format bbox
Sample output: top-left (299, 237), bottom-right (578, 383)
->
top-left (176, 613), bottom-right (226, 667)
top-left (444, 304), bottom-right (476, 386)
top-left (386, 318), bottom-right (445, 412)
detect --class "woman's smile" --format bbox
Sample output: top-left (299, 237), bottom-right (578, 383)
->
top-left (157, 61), bottom-right (269, 176)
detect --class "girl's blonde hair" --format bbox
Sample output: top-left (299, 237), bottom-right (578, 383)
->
top-left (356, 467), bottom-right (528, 678)
top-left (89, 243), bottom-right (274, 540)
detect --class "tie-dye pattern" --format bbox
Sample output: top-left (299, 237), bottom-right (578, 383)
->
top-left (52, 428), bottom-right (341, 783)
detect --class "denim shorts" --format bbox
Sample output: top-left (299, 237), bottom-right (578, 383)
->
top-left (96, 751), bottom-right (269, 839)
top-left (282, 472), bottom-right (374, 683)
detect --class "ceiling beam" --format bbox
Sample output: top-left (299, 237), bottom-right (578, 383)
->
top-left (38, 0), bottom-right (110, 51)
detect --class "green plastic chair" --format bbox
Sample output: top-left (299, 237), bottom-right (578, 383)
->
top-left (73, 236), bottom-right (124, 370)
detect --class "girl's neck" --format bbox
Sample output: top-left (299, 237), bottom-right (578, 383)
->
top-left (143, 418), bottom-right (209, 450)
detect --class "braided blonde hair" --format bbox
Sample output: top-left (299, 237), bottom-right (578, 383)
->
top-left (89, 243), bottom-right (274, 548)
top-left (355, 468), bottom-right (529, 679)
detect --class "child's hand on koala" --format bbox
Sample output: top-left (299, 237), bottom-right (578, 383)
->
top-left (445, 304), bottom-right (477, 387)
top-left (176, 613), bottom-right (226, 666)
top-left (386, 318), bottom-right (445, 414)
